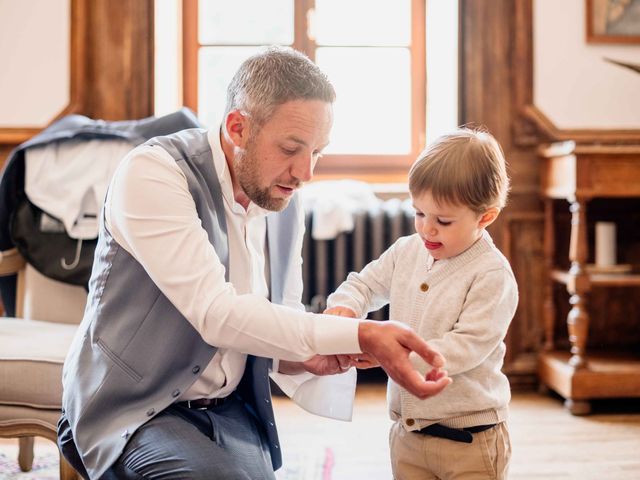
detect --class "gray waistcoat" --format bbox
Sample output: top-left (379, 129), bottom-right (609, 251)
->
top-left (61, 128), bottom-right (298, 479)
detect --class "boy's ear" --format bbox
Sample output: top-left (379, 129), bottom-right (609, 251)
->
top-left (225, 110), bottom-right (250, 147)
top-left (478, 207), bottom-right (500, 229)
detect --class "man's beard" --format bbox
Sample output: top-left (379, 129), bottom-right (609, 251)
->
top-left (234, 140), bottom-right (298, 212)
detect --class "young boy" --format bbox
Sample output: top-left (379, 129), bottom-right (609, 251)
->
top-left (326, 128), bottom-right (518, 480)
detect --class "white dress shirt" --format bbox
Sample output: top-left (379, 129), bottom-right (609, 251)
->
top-left (104, 128), bottom-right (361, 404)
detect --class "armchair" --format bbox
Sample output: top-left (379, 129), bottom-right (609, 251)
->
top-left (0, 108), bottom-right (201, 479)
top-left (0, 247), bottom-right (85, 479)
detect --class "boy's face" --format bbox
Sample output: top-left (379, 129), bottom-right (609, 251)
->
top-left (412, 190), bottom-right (498, 261)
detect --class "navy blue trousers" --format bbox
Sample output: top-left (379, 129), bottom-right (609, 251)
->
top-left (58, 394), bottom-right (276, 479)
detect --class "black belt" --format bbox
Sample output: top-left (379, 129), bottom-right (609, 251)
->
top-left (417, 423), bottom-right (496, 443)
top-left (176, 396), bottom-right (229, 410)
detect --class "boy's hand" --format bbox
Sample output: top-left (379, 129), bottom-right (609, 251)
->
top-left (324, 306), bottom-right (357, 318)
top-left (358, 320), bottom-right (452, 399)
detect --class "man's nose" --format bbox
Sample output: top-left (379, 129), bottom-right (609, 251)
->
top-left (291, 154), bottom-right (314, 182)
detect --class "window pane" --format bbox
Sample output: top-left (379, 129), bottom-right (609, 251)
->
top-left (316, 47), bottom-right (411, 155)
top-left (199, 0), bottom-right (293, 45)
top-left (198, 47), bottom-right (262, 128)
top-left (314, 0), bottom-right (410, 46)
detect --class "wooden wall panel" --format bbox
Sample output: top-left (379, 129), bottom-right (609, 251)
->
top-left (82, 0), bottom-right (154, 120)
top-left (460, 0), bottom-right (546, 389)
top-left (0, 1), bottom-right (154, 315)
top-left (0, 0), bottom-right (154, 165)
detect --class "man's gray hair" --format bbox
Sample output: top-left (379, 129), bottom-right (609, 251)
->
top-left (224, 46), bottom-right (336, 126)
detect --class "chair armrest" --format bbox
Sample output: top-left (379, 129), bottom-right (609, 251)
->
top-left (0, 248), bottom-right (26, 276)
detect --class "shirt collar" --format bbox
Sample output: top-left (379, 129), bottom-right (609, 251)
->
top-left (207, 127), bottom-right (269, 218)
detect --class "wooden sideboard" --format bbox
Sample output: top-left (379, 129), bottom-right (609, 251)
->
top-left (538, 141), bottom-right (640, 415)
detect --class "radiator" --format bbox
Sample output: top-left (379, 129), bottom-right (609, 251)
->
top-left (302, 198), bottom-right (415, 320)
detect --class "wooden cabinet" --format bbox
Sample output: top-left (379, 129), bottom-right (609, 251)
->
top-left (538, 142), bottom-right (640, 415)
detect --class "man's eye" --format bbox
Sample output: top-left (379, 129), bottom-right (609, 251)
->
top-left (414, 212), bottom-right (425, 218)
top-left (281, 147), bottom-right (297, 155)
top-left (437, 219), bottom-right (452, 226)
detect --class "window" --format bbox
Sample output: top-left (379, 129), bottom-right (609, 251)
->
top-left (181, 0), bottom-right (427, 178)
top-left (156, 1), bottom-right (458, 179)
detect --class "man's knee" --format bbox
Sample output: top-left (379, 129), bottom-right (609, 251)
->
top-left (57, 414), bottom-right (89, 479)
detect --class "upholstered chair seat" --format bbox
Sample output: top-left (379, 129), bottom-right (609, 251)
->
top-left (0, 254), bottom-right (85, 480)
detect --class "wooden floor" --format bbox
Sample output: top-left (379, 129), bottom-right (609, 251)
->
top-left (2, 384), bottom-right (639, 479)
top-left (273, 383), bottom-right (640, 480)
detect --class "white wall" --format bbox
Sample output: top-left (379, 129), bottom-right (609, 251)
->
top-left (426, 0), bottom-right (458, 145)
top-left (154, 0), bottom-right (182, 117)
top-left (0, 0), bottom-right (70, 128)
top-left (534, 0), bottom-right (640, 129)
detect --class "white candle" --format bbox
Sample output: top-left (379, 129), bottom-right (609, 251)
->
top-left (595, 222), bottom-right (616, 267)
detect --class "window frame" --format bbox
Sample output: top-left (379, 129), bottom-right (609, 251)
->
top-left (182, 0), bottom-right (426, 179)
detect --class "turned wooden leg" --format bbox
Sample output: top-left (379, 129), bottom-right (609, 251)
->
top-left (18, 436), bottom-right (34, 472)
top-left (567, 293), bottom-right (589, 368)
top-left (60, 452), bottom-right (81, 480)
top-left (564, 398), bottom-right (591, 415)
top-left (567, 199), bottom-right (590, 368)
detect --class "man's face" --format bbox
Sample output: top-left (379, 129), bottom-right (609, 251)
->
top-left (234, 99), bottom-right (333, 211)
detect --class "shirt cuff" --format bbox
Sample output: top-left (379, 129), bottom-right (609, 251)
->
top-left (269, 368), bottom-right (357, 421)
top-left (311, 313), bottom-right (362, 355)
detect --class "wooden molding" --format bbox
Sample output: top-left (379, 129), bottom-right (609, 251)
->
top-left (0, 128), bottom-right (42, 145)
top-left (0, 0), bottom-right (88, 146)
top-left (523, 104), bottom-right (640, 144)
top-left (509, 0), bottom-right (640, 146)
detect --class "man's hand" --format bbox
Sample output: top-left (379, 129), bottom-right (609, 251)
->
top-left (358, 320), bottom-right (452, 399)
top-left (346, 352), bottom-right (379, 369)
top-left (279, 354), bottom-right (355, 376)
top-left (302, 354), bottom-right (354, 376)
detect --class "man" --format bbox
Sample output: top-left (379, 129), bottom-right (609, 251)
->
top-left (58, 47), bottom-right (451, 479)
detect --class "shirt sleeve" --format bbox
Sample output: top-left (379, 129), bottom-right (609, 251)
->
top-left (326, 240), bottom-right (400, 317)
top-left (415, 268), bottom-right (518, 376)
top-left (105, 145), bottom-right (361, 362)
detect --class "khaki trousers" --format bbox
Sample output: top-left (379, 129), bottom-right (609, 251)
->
top-left (389, 420), bottom-right (511, 480)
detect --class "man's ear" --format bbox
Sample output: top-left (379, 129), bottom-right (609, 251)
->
top-left (225, 110), bottom-right (249, 147)
top-left (478, 207), bottom-right (500, 229)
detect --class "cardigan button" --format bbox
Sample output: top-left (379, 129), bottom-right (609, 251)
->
top-left (172, 389), bottom-right (181, 398)
top-left (146, 408), bottom-right (155, 417)
top-left (420, 283), bottom-right (429, 292)
top-left (405, 418), bottom-right (415, 427)
top-left (192, 365), bottom-right (201, 374)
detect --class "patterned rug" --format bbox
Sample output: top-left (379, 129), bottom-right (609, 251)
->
top-left (0, 449), bottom-right (59, 480)
top-left (0, 445), bottom-right (333, 480)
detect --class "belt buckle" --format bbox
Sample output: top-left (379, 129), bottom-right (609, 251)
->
top-left (186, 400), bottom-right (208, 410)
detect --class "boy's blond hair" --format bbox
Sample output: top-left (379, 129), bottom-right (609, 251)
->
top-left (408, 128), bottom-right (510, 214)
